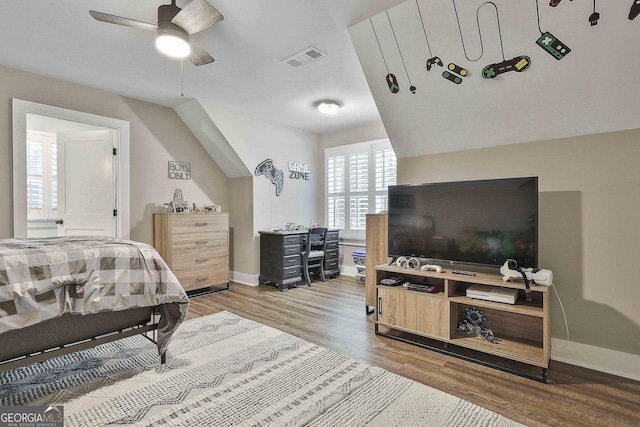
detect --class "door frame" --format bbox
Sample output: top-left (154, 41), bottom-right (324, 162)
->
top-left (12, 99), bottom-right (130, 238)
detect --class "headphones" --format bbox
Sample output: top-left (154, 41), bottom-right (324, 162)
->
top-left (396, 257), bottom-right (421, 270)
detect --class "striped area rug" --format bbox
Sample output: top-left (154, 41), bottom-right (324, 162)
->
top-left (1, 311), bottom-right (524, 426)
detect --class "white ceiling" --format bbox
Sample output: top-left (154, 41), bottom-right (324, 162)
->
top-left (2, 1), bottom-right (639, 157)
top-left (1, 0), bottom-right (405, 134)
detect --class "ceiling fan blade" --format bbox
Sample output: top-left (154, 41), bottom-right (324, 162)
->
top-left (189, 39), bottom-right (215, 66)
top-left (172, 0), bottom-right (223, 35)
top-left (89, 10), bottom-right (158, 32)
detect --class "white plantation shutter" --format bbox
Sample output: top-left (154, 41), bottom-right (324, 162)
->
top-left (325, 140), bottom-right (396, 239)
top-left (375, 148), bottom-right (397, 191)
top-left (327, 155), bottom-right (346, 228)
top-left (26, 132), bottom-right (58, 219)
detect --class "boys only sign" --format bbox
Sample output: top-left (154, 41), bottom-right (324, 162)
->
top-left (168, 161), bottom-right (191, 180)
top-left (288, 161), bottom-right (310, 180)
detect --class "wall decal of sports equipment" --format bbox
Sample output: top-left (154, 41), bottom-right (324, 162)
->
top-left (254, 159), bottom-right (284, 196)
top-left (370, 18), bottom-right (400, 94)
top-left (387, 11), bottom-right (417, 94)
top-left (535, 0), bottom-right (572, 60)
top-left (415, 0), bottom-right (444, 73)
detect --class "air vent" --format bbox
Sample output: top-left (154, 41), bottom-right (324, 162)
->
top-left (282, 46), bottom-right (327, 67)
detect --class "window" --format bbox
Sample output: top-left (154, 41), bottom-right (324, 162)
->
top-left (325, 140), bottom-right (397, 239)
top-left (26, 131), bottom-right (57, 220)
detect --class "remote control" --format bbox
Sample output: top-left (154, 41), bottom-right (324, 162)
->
top-left (482, 55), bottom-right (531, 79)
top-left (536, 31), bottom-right (571, 60)
top-left (452, 270), bottom-right (477, 276)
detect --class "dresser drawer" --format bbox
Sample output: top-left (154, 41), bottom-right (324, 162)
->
top-left (171, 215), bottom-right (228, 234)
top-left (175, 264), bottom-right (229, 290)
top-left (283, 265), bottom-right (301, 279)
top-left (283, 235), bottom-right (301, 245)
top-left (324, 258), bottom-right (339, 270)
top-left (171, 232), bottom-right (227, 252)
top-left (283, 254), bottom-right (301, 268)
top-left (325, 241), bottom-right (339, 250)
top-left (325, 248), bottom-right (339, 260)
top-left (326, 231), bottom-right (339, 241)
top-left (283, 244), bottom-right (301, 256)
top-left (171, 250), bottom-right (229, 272)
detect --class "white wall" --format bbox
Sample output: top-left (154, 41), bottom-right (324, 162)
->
top-left (198, 100), bottom-right (322, 279)
top-left (400, 129), bottom-right (640, 360)
top-left (0, 64), bottom-right (229, 244)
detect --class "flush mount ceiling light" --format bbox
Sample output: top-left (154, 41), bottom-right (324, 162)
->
top-left (313, 99), bottom-right (343, 115)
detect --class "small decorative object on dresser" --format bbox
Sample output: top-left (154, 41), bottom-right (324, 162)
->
top-left (154, 212), bottom-right (229, 296)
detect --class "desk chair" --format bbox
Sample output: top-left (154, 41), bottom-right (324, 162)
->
top-left (302, 227), bottom-right (327, 286)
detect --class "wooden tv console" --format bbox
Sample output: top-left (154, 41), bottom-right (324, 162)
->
top-left (374, 264), bottom-right (550, 382)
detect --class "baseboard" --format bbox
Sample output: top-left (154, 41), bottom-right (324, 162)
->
top-left (230, 271), bottom-right (259, 287)
top-left (341, 265), bottom-right (358, 277)
top-left (551, 338), bottom-right (640, 381)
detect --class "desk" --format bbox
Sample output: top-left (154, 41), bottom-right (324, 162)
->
top-left (258, 229), bottom-right (340, 291)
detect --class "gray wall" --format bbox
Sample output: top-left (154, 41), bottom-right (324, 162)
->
top-left (0, 64), bottom-right (229, 244)
top-left (399, 129), bottom-right (640, 357)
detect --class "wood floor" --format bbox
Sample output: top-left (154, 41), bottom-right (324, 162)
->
top-left (186, 277), bottom-right (640, 427)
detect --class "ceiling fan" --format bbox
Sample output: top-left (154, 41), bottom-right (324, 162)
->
top-left (89, 0), bottom-right (223, 66)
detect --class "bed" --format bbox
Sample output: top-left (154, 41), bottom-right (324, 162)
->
top-left (0, 236), bottom-right (189, 371)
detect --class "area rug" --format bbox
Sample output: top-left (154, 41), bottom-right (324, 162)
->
top-left (0, 311), bottom-right (524, 426)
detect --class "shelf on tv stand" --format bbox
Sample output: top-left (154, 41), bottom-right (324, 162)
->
top-left (374, 264), bottom-right (551, 382)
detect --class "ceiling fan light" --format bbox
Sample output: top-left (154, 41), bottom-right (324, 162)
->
top-left (156, 28), bottom-right (190, 59)
top-left (313, 99), bottom-right (342, 115)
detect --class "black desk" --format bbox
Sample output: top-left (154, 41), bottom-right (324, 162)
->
top-left (258, 229), bottom-right (340, 291)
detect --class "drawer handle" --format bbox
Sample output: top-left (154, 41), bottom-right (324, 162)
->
top-left (378, 297), bottom-right (382, 315)
top-left (196, 276), bottom-right (209, 283)
top-left (196, 240), bottom-right (209, 245)
top-left (195, 222), bottom-right (208, 226)
top-left (196, 258), bottom-right (209, 263)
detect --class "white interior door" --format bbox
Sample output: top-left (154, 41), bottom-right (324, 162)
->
top-left (57, 129), bottom-right (116, 236)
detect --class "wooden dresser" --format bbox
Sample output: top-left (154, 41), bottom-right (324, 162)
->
top-left (153, 213), bottom-right (229, 294)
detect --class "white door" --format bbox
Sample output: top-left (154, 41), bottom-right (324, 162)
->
top-left (56, 130), bottom-right (116, 236)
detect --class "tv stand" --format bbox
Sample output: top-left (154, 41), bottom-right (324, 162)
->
top-left (374, 264), bottom-right (550, 382)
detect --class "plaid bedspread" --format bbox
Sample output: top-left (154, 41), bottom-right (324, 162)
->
top-left (0, 236), bottom-right (189, 356)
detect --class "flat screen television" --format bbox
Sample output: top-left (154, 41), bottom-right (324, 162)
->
top-left (387, 177), bottom-right (538, 269)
